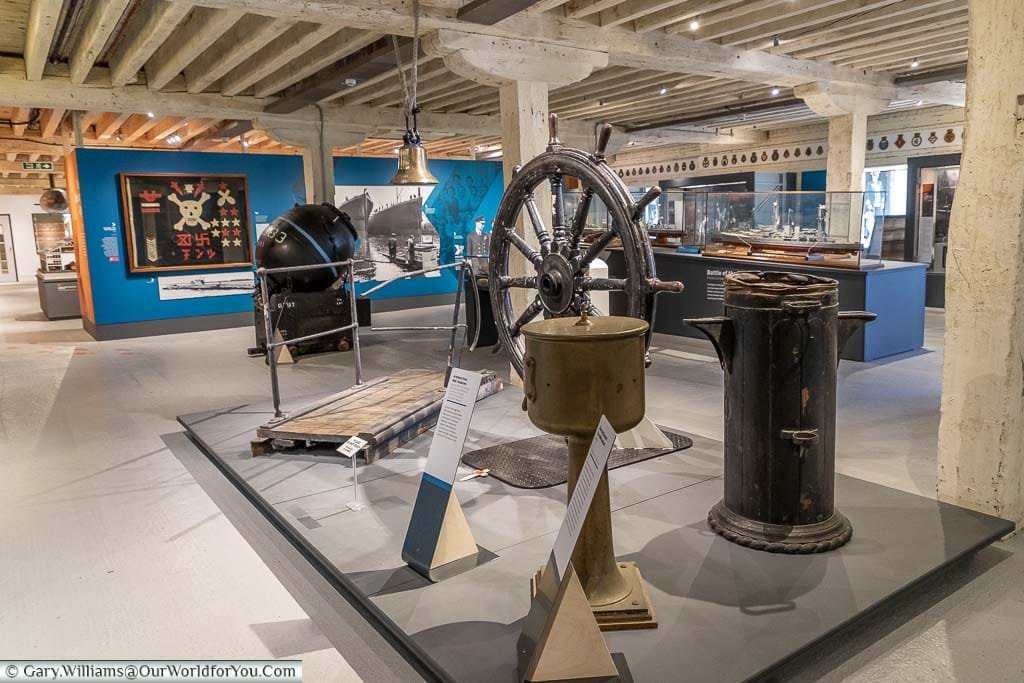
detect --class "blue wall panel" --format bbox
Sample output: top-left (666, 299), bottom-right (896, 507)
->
top-left (77, 148), bottom-right (304, 326)
top-left (801, 169), bottom-right (827, 191)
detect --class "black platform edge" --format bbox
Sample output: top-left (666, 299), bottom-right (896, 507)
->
top-left (180, 413), bottom-right (1015, 683)
top-left (747, 510), bottom-right (1014, 683)
top-left (178, 416), bottom-right (455, 683)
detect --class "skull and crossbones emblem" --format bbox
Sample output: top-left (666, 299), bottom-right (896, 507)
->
top-left (168, 192), bottom-right (211, 231)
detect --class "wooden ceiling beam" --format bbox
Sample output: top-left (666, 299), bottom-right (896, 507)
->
top-left (255, 29), bottom-right (384, 99)
top-left (220, 23), bottom-right (341, 96)
top-left (121, 114), bottom-right (161, 142)
top-left (825, 26), bottom-right (969, 63)
top-left (11, 108), bottom-right (32, 136)
top-left (107, 0), bottom-right (194, 86)
top-left (189, 0), bottom-right (895, 90)
top-left (185, 15), bottom-right (297, 94)
top-left (791, 12), bottom-right (967, 60)
top-left (633, 0), bottom-right (743, 33)
top-left (145, 7), bottom-right (243, 91)
top-left (94, 111), bottom-right (133, 139)
top-left (69, 0), bottom-right (133, 84)
top-left (342, 61), bottom-right (448, 106)
top-left (598, 0), bottom-right (690, 29)
top-left (39, 108), bottom-right (64, 137)
top-left (24, 0), bottom-right (64, 81)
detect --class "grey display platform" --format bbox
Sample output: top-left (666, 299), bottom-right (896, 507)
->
top-left (180, 389), bottom-right (1012, 683)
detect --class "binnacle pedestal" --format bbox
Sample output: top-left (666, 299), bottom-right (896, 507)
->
top-left (522, 313), bottom-right (657, 630)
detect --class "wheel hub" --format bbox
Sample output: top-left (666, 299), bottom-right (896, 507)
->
top-left (538, 252), bottom-right (576, 314)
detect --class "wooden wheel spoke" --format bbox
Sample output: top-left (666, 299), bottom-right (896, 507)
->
top-left (510, 297), bottom-right (543, 336)
top-left (550, 173), bottom-right (566, 242)
top-left (498, 275), bottom-right (538, 289)
top-left (581, 228), bottom-right (616, 267)
top-left (525, 197), bottom-right (552, 251)
top-left (569, 187), bottom-right (595, 247)
top-left (583, 277), bottom-right (627, 292)
top-left (506, 231), bottom-right (543, 266)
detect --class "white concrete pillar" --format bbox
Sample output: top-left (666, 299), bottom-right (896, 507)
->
top-left (301, 143), bottom-right (336, 205)
top-left (937, 0), bottom-right (1024, 525)
top-left (257, 119), bottom-right (365, 205)
top-left (498, 80), bottom-right (550, 320)
top-left (824, 113), bottom-right (867, 194)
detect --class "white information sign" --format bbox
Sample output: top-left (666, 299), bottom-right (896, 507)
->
top-left (423, 369), bottom-right (483, 486)
top-left (550, 415), bottom-right (617, 581)
top-left (336, 435), bottom-right (368, 459)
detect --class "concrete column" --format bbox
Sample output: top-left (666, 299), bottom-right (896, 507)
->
top-left (499, 80), bottom-right (550, 322)
top-left (300, 143), bottom-right (336, 205)
top-left (258, 119), bottom-right (365, 205)
top-left (824, 113), bottom-right (867, 193)
top-left (937, 0), bottom-right (1024, 525)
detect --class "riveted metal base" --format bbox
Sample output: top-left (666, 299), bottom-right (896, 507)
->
top-left (532, 561), bottom-right (658, 631)
top-left (708, 499), bottom-right (853, 554)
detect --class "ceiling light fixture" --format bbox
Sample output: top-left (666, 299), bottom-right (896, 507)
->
top-left (146, 112), bottom-right (155, 118)
top-left (916, 100), bottom-right (924, 106)
top-left (772, 35), bottom-right (780, 47)
top-left (770, 86), bottom-right (781, 96)
top-left (910, 57), bottom-right (919, 68)
top-left (689, 18), bottom-right (699, 31)
top-left (659, 86), bottom-right (667, 95)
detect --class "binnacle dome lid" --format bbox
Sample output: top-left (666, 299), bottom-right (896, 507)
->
top-left (521, 313), bottom-right (648, 341)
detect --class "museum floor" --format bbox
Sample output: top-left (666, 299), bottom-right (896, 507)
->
top-left (1, 281), bottom-right (1023, 682)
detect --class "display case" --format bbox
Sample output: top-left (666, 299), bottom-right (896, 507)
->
top-left (639, 188), bottom-right (706, 252)
top-left (702, 191), bottom-right (884, 270)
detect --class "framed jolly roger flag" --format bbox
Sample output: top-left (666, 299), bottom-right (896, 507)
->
top-left (120, 173), bottom-right (253, 273)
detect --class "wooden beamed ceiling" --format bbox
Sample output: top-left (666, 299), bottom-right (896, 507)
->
top-left (0, 0), bottom-right (969, 186)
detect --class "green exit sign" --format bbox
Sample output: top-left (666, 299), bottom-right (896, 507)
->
top-left (22, 161), bottom-right (53, 171)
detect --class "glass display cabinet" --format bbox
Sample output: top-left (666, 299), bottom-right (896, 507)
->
top-left (640, 188), bottom-right (705, 252)
top-left (703, 190), bottom-right (885, 270)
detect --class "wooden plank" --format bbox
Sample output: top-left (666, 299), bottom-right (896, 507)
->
top-left (145, 6), bottom-right (243, 91)
top-left (185, 15), bottom-right (297, 94)
top-left (69, 0), bottom-right (133, 85)
top-left (219, 22), bottom-right (341, 96)
top-left (107, 0), bottom-right (194, 87)
top-left (24, 0), bottom-right (63, 81)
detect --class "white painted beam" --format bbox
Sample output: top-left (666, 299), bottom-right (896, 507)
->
top-left (107, 0), bottom-right (194, 87)
top-left (69, 0), bottom-right (133, 85)
top-left (24, 0), bottom-right (63, 81)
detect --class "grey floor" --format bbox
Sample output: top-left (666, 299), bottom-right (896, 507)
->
top-left (1, 281), bottom-right (1022, 682)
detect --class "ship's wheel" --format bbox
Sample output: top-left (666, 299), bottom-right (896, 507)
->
top-left (489, 113), bottom-right (684, 377)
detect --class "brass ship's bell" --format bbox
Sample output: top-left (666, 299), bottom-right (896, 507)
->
top-left (390, 133), bottom-right (439, 186)
top-left (522, 312), bottom-right (657, 630)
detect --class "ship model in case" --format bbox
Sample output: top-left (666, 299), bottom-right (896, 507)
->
top-left (702, 191), bottom-right (884, 270)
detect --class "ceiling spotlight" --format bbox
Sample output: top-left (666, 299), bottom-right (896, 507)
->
top-left (598, 99), bottom-right (606, 106)
top-left (146, 112), bottom-right (155, 118)
top-left (689, 18), bottom-right (699, 31)
top-left (393, 147), bottom-right (400, 154)
top-left (770, 86), bottom-right (781, 96)
top-left (343, 78), bottom-right (357, 87)
top-left (114, 131), bottom-right (122, 142)
top-left (910, 57), bottom-right (920, 68)
top-left (240, 138), bottom-right (249, 149)
top-left (659, 86), bottom-right (667, 95)
top-left (916, 100), bottom-right (924, 106)
top-left (772, 35), bottom-right (780, 48)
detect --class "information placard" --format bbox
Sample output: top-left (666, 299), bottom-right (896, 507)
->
top-left (551, 415), bottom-right (616, 582)
top-left (422, 369), bottom-right (483, 488)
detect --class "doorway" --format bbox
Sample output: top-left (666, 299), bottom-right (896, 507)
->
top-left (0, 214), bottom-right (17, 283)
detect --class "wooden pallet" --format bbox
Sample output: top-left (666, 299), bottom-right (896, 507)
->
top-left (252, 369), bottom-right (503, 462)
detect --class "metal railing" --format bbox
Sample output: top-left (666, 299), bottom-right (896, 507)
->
top-left (257, 259), bottom-right (363, 419)
top-left (257, 258), bottom-right (476, 420)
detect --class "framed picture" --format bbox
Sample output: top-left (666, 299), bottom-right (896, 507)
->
top-left (120, 173), bottom-right (252, 273)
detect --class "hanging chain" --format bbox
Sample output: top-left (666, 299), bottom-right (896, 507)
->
top-left (391, 0), bottom-right (420, 134)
